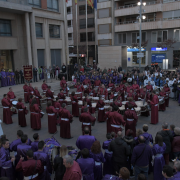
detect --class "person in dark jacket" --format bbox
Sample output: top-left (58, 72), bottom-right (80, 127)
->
top-left (19, 68), bottom-right (24, 84)
top-left (118, 66), bottom-right (122, 72)
top-left (15, 69), bottom-right (20, 84)
top-left (108, 131), bottom-right (131, 175)
top-left (157, 122), bottom-right (173, 165)
top-left (54, 145), bottom-right (67, 180)
top-left (172, 127), bottom-right (180, 159)
top-left (172, 80), bottom-right (178, 100)
top-left (62, 63), bottom-right (66, 73)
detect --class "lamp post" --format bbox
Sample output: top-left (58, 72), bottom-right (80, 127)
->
top-left (137, 1), bottom-right (146, 72)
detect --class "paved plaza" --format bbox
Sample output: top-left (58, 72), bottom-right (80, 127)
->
top-left (0, 79), bottom-right (179, 179)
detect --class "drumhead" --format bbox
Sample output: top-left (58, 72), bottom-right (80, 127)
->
top-left (78, 101), bottom-right (83, 105)
top-left (12, 101), bottom-right (18, 105)
top-left (122, 101), bottom-right (128, 105)
top-left (104, 106), bottom-right (110, 109)
top-left (135, 107), bottom-right (141, 111)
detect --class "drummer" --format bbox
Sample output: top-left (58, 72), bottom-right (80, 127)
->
top-left (23, 82), bottom-right (29, 103)
top-left (127, 89), bottom-right (135, 100)
top-left (132, 81), bottom-right (140, 101)
top-left (53, 97), bottom-right (61, 112)
top-left (125, 97), bottom-right (137, 110)
top-left (41, 80), bottom-right (48, 92)
top-left (83, 93), bottom-right (92, 113)
top-left (34, 87), bottom-right (42, 106)
top-left (46, 86), bottom-right (54, 102)
top-left (98, 84), bottom-right (108, 100)
top-left (94, 77), bottom-right (101, 87)
top-left (146, 81), bottom-right (153, 92)
top-left (74, 81), bottom-right (84, 100)
top-left (96, 95), bottom-right (105, 122)
top-left (60, 76), bottom-right (67, 89)
top-left (83, 76), bottom-right (91, 86)
top-left (88, 85), bottom-right (95, 97)
top-left (163, 83), bottom-right (170, 107)
top-left (110, 97), bottom-right (122, 108)
top-left (28, 83), bottom-right (34, 97)
top-left (7, 87), bottom-right (16, 102)
top-left (159, 88), bottom-right (166, 111)
top-left (71, 91), bottom-right (79, 117)
top-left (58, 89), bottom-right (66, 105)
top-left (81, 101), bottom-right (90, 114)
top-left (119, 81), bottom-right (125, 101)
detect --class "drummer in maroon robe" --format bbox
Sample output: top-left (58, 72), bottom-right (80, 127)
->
top-left (148, 90), bottom-right (159, 124)
top-left (54, 97), bottom-right (61, 112)
top-left (16, 149), bottom-right (44, 180)
top-left (46, 86), bottom-right (54, 102)
top-left (16, 98), bottom-right (28, 127)
top-left (71, 91), bottom-right (79, 117)
top-left (96, 95), bottom-right (105, 122)
top-left (41, 80), bottom-right (48, 92)
top-left (79, 107), bottom-right (96, 135)
top-left (2, 94), bottom-right (13, 124)
top-left (58, 89), bottom-right (66, 105)
top-left (0, 139), bottom-right (15, 180)
top-left (60, 76), bottom-right (67, 89)
top-left (30, 98), bottom-right (42, 130)
top-left (59, 103), bottom-right (73, 139)
top-left (29, 83), bottom-right (34, 97)
top-left (125, 97), bottom-right (137, 110)
top-left (46, 101), bottom-right (57, 134)
top-left (34, 87), bottom-right (42, 106)
top-left (94, 77), bottom-right (101, 86)
top-left (119, 81), bottom-right (125, 101)
top-left (109, 105), bottom-right (126, 134)
top-left (108, 80), bottom-right (114, 89)
top-left (83, 76), bottom-right (91, 86)
top-left (110, 97), bottom-right (122, 108)
top-left (124, 104), bottom-right (138, 137)
top-left (83, 93), bottom-right (92, 113)
top-left (98, 84), bottom-right (108, 99)
top-left (23, 82), bottom-right (29, 103)
top-left (126, 84), bottom-right (133, 93)
top-left (88, 85), bottom-right (95, 97)
top-left (74, 81), bottom-right (84, 100)
top-left (7, 87), bottom-right (16, 102)
top-left (163, 83), bottom-right (170, 107)
top-left (81, 101), bottom-right (90, 114)
top-left (159, 89), bottom-right (166, 111)
top-left (127, 89), bottom-right (135, 100)
top-left (132, 81), bottom-right (140, 101)
top-left (105, 106), bottom-right (113, 133)
top-left (146, 81), bottom-right (153, 92)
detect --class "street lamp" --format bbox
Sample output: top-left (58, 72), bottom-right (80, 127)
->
top-left (137, 1), bottom-right (146, 71)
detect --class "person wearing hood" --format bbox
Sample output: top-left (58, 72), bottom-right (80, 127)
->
top-left (108, 131), bottom-right (131, 175)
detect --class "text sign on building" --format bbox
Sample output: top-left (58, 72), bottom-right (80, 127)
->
top-left (151, 47), bottom-right (167, 51)
top-left (127, 48), bottom-right (146, 52)
top-left (151, 54), bottom-right (166, 63)
top-left (23, 65), bottom-right (33, 81)
top-left (137, 53), bottom-right (144, 58)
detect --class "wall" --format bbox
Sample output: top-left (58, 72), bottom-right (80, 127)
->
top-left (98, 46), bottom-right (122, 69)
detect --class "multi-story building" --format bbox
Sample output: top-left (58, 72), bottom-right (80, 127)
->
top-left (0, 0), bottom-right (68, 71)
top-left (97, 0), bottom-right (180, 69)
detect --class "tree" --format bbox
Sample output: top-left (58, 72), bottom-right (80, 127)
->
top-left (156, 39), bottom-right (176, 49)
top-left (131, 40), bottom-right (148, 48)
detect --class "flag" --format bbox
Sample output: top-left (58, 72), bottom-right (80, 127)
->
top-left (66, 0), bottom-right (68, 3)
top-left (87, 0), bottom-right (93, 8)
top-left (75, 0), bottom-right (77, 4)
top-left (94, 0), bottom-right (97, 10)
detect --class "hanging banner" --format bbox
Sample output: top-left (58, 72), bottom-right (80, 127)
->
top-left (23, 65), bottom-right (33, 81)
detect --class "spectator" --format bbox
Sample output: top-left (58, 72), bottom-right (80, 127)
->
top-left (172, 127), bottom-right (180, 159)
top-left (63, 155), bottom-right (82, 180)
top-left (54, 145), bottom-right (67, 180)
top-left (15, 69), bottom-right (20, 84)
top-left (19, 68), bottom-right (24, 84)
top-left (93, 63), bottom-right (97, 70)
top-left (170, 124), bottom-right (175, 137)
top-left (108, 131), bottom-right (131, 175)
top-left (162, 165), bottom-right (174, 179)
top-left (131, 136), bottom-right (153, 180)
top-left (157, 122), bottom-right (173, 165)
top-left (33, 66), bottom-right (38, 82)
top-left (38, 66), bottom-right (42, 80)
top-left (142, 124), bottom-right (153, 144)
top-left (173, 161), bottom-right (180, 179)
top-left (53, 64), bottom-right (56, 78)
top-left (62, 63), bottom-right (66, 73)
top-left (74, 63), bottom-right (78, 74)
top-left (172, 80), bottom-right (178, 100)
top-left (138, 174), bottom-right (146, 180)
top-left (118, 65), bottom-right (122, 72)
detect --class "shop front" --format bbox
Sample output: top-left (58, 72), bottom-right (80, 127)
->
top-left (0, 50), bottom-right (14, 71)
top-left (173, 50), bottom-right (180, 68)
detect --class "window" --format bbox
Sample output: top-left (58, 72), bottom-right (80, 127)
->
top-left (98, 8), bottom-right (110, 18)
top-left (67, 7), bottom-right (71, 14)
top-left (163, 10), bottom-right (180, 20)
top-left (151, 31), bottom-right (168, 43)
top-left (99, 39), bottom-right (111, 46)
top-left (49, 25), bottom-right (60, 38)
top-left (98, 0), bottom-right (109, 2)
top-left (174, 29), bottom-right (180, 41)
top-left (79, 19), bottom-right (86, 29)
top-left (28, 0), bottom-right (41, 7)
top-left (79, 6), bottom-right (94, 15)
top-left (87, 6), bottom-right (94, 14)
top-left (88, 32), bottom-right (95, 41)
top-left (68, 33), bottom-right (72, 40)
top-left (80, 33), bottom-right (86, 42)
top-left (47, 0), bottom-right (58, 11)
top-left (0, 19), bottom-right (12, 36)
top-left (79, 0), bottom-right (85, 1)
top-left (132, 52), bottom-right (146, 65)
top-left (87, 18), bottom-right (94, 28)
top-left (35, 23), bottom-right (43, 38)
top-left (118, 33), bottom-right (126, 44)
top-left (99, 24), bottom-right (111, 34)
top-left (132, 32), bottom-right (146, 43)
top-left (67, 20), bottom-right (72, 27)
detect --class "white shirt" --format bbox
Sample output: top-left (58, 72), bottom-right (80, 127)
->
top-left (144, 79), bottom-right (148, 86)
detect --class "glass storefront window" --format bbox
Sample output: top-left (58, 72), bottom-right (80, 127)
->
top-left (0, 50), bottom-right (13, 71)
top-left (132, 52), bottom-right (146, 65)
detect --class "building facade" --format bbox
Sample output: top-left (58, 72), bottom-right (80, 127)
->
top-left (97, 0), bottom-right (180, 69)
top-left (0, 0), bottom-right (68, 71)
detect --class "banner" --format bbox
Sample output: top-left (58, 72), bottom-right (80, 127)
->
top-left (23, 65), bottom-right (33, 81)
top-left (151, 54), bottom-right (166, 63)
top-left (87, 0), bottom-right (93, 8)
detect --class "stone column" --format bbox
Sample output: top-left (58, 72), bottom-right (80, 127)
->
top-left (25, 12), bottom-right (32, 65)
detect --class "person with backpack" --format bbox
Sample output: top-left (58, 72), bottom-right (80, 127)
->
top-left (142, 124), bottom-right (153, 145)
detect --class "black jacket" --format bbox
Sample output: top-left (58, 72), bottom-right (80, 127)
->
top-left (123, 136), bottom-right (136, 154)
top-left (118, 67), bottom-right (122, 72)
top-left (54, 156), bottom-right (66, 180)
top-left (157, 130), bottom-right (173, 153)
top-left (108, 137), bottom-right (131, 163)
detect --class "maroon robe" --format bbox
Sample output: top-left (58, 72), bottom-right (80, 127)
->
top-left (58, 92), bottom-right (66, 105)
top-left (63, 161), bottom-right (82, 180)
top-left (110, 101), bottom-right (122, 107)
top-left (119, 84), bottom-right (125, 101)
top-left (159, 92), bottom-right (166, 111)
top-left (124, 109), bottom-right (138, 137)
top-left (71, 96), bottom-right (79, 117)
top-left (79, 112), bottom-right (96, 135)
top-left (30, 104), bottom-right (41, 130)
top-left (29, 86), bottom-right (34, 96)
top-left (98, 87), bottom-right (108, 99)
top-left (60, 80), bottom-right (67, 89)
top-left (94, 80), bottom-right (101, 86)
top-left (59, 108), bottom-right (73, 138)
top-left (23, 85), bottom-right (29, 102)
top-left (83, 98), bottom-right (92, 113)
top-left (109, 111), bottom-right (126, 133)
top-left (41, 84), bottom-right (48, 91)
top-left (108, 83), bottom-right (114, 89)
top-left (46, 106), bottom-right (57, 134)
top-left (1, 98), bottom-right (13, 124)
top-left (16, 102), bottom-right (28, 127)
top-left (126, 86), bottom-right (133, 93)
top-left (149, 95), bottom-right (159, 124)
top-left (125, 101), bottom-right (137, 110)
top-left (146, 85), bottom-right (153, 92)
top-left (105, 111), bottom-right (112, 133)
top-left (46, 90), bottom-right (53, 101)
top-left (74, 85), bottom-right (84, 99)
top-left (163, 87), bottom-right (170, 107)
top-left (7, 91), bottom-right (16, 100)
top-left (83, 79), bottom-right (91, 85)
top-left (34, 89), bottom-right (42, 106)
top-left (53, 101), bottom-right (61, 111)
top-left (16, 159), bottom-right (44, 180)
top-left (127, 93), bottom-right (135, 100)
top-left (96, 100), bottom-right (105, 122)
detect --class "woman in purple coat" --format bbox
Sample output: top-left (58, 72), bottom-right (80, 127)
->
top-left (90, 141), bottom-right (105, 180)
top-left (152, 134), bottom-right (166, 180)
top-left (10, 70), bottom-right (15, 85)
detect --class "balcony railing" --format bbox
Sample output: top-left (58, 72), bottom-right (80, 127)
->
top-left (116, 1), bottom-right (159, 10)
top-left (163, 0), bottom-right (180, 3)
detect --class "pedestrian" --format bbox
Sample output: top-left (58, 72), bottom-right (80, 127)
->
top-left (173, 161), bottom-right (180, 179)
top-left (162, 165), bottom-right (174, 179)
top-left (33, 66), bottom-right (38, 82)
top-left (74, 63), bottom-right (78, 74)
top-left (31, 133), bottom-right (39, 152)
top-left (62, 63), bottom-right (66, 73)
top-left (53, 64), bottom-right (56, 78)
top-left (38, 66), bottom-right (42, 80)
top-left (15, 68), bottom-right (20, 84)
top-left (19, 68), bottom-right (24, 84)
top-left (171, 127), bottom-right (180, 159)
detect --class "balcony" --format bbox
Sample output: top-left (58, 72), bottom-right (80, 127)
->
top-left (67, 13), bottom-right (73, 20)
top-left (98, 33), bottom-right (112, 40)
top-left (115, 18), bottom-right (180, 32)
top-left (68, 26), bottom-right (73, 33)
top-left (66, 0), bottom-right (72, 7)
top-left (115, 1), bottom-right (161, 17)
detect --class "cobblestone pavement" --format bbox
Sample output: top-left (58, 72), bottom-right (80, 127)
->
top-left (1, 79), bottom-right (179, 180)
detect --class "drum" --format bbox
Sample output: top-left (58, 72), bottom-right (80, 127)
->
top-left (92, 97), bottom-right (99, 103)
top-left (78, 101), bottom-right (83, 108)
top-left (65, 98), bottom-right (71, 105)
top-left (135, 101), bottom-right (148, 112)
top-left (92, 103), bottom-right (97, 108)
top-left (104, 100), bottom-right (110, 106)
top-left (53, 95), bottom-right (58, 99)
top-left (104, 106), bottom-right (110, 112)
top-left (114, 93), bottom-right (118, 97)
top-left (107, 88), bottom-right (111, 93)
top-left (75, 92), bottom-right (81, 99)
top-left (135, 107), bottom-right (141, 116)
top-left (82, 96), bottom-right (85, 100)
top-left (83, 85), bottom-right (88, 90)
top-left (119, 105), bottom-right (125, 115)
top-left (12, 101), bottom-right (18, 107)
top-left (159, 97), bottom-right (164, 105)
top-left (40, 98), bottom-right (47, 104)
top-left (122, 101), bottom-right (128, 105)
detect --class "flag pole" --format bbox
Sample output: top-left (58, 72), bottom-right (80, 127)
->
top-left (76, 2), bottom-right (79, 65)
top-left (86, 0), bottom-right (88, 65)
top-left (94, 8), bottom-right (97, 63)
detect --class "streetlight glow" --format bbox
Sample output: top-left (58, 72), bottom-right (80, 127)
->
top-left (142, 15), bottom-right (146, 19)
top-left (137, 2), bottom-right (141, 5)
top-left (143, 2), bottom-right (146, 6)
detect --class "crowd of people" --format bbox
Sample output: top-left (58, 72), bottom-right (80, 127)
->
top-left (0, 63), bottom-right (180, 180)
